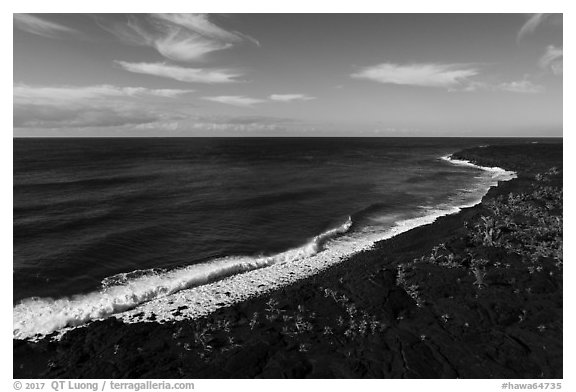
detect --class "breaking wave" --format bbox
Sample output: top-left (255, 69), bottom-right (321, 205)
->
top-left (13, 217), bottom-right (352, 340)
top-left (440, 155), bottom-right (514, 179)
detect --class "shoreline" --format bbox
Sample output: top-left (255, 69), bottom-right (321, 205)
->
top-left (13, 152), bottom-right (515, 341)
top-left (14, 142), bottom-right (563, 378)
top-left (113, 153), bottom-right (515, 326)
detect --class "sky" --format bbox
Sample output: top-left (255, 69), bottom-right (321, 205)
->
top-left (13, 13), bottom-right (563, 137)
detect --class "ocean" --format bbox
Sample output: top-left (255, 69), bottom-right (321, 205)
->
top-left (13, 137), bottom-right (527, 339)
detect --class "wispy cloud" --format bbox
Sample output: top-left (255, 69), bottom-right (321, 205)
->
top-left (539, 45), bottom-right (563, 76)
top-left (199, 93), bottom-right (316, 107)
top-left (269, 94), bottom-right (316, 102)
top-left (352, 62), bottom-right (545, 94)
top-left (100, 14), bottom-right (257, 62)
top-left (14, 14), bottom-right (79, 39)
top-left (458, 79), bottom-right (544, 94)
top-left (14, 84), bottom-right (194, 101)
top-left (202, 96), bottom-right (267, 107)
top-left (496, 80), bottom-right (545, 94)
top-left (115, 61), bottom-right (242, 83)
top-left (153, 14), bottom-right (260, 46)
top-left (14, 105), bottom-right (167, 129)
top-left (153, 32), bottom-right (231, 63)
top-left (351, 63), bottom-right (479, 89)
top-left (14, 84), bottom-right (190, 128)
top-left (518, 14), bottom-right (548, 41)
top-left (517, 13), bottom-right (562, 41)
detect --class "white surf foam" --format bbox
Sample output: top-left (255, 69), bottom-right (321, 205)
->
top-left (13, 217), bottom-right (352, 340)
top-left (440, 155), bottom-right (514, 180)
top-left (13, 156), bottom-right (516, 340)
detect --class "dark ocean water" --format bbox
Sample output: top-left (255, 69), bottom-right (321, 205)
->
top-left (12, 137), bottom-right (546, 338)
